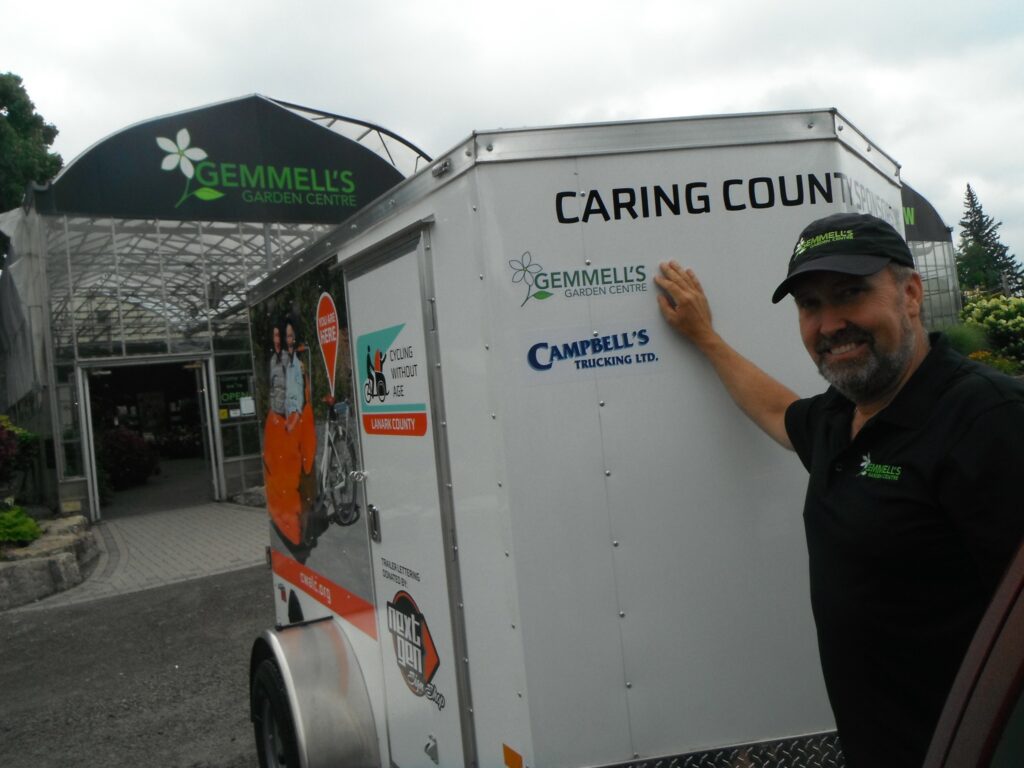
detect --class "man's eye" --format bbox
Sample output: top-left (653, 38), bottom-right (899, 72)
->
top-left (839, 286), bottom-right (866, 300)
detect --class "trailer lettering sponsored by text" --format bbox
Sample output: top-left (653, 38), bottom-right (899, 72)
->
top-left (381, 557), bottom-right (422, 587)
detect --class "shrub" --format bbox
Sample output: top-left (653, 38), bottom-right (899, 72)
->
top-left (960, 296), bottom-right (1024, 361)
top-left (941, 322), bottom-right (990, 357)
top-left (0, 505), bottom-right (42, 545)
top-left (0, 416), bottom-right (40, 482)
top-left (0, 425), bottom-right (16, 482)
top-left (968, 350), bottom-right (1021, 376)
top-left (98, 428), bottom-right (160, 489)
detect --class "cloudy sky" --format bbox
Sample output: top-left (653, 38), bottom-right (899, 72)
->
top-left (5, 0), bottom-right (1023, 254)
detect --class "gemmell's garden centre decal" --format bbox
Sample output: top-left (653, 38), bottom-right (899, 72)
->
top-left (509, 251), bottom-right (648, 307)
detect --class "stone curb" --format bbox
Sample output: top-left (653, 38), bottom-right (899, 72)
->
top-left (0, 515), bottom-right (99, 611)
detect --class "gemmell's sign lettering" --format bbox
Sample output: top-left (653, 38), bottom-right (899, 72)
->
top-left (31, 95), bottom-right (405, 224)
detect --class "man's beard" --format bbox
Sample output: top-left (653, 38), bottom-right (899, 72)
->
top-left (815, 317), bottom-right (917, 404)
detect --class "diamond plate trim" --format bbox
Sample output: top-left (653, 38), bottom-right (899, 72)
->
top-left (605, 732), bottom-right (845, 768)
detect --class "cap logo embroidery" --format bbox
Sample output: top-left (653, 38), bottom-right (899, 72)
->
top-left (858, 453), bottom-right (902, 481)
top-left (793, 229), bottom-right (855, 259)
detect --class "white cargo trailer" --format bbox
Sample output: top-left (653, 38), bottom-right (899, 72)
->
top-left (247, 109), bottom-right (905, 768)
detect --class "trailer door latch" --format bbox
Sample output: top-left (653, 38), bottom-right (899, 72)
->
top-left (368, 504), bottom-right (381, 543)
top-left (348, 470), bottom-right (369, 483)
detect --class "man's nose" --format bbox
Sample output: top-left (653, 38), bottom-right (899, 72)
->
top-left (818, 304), bottom-right (847, 336)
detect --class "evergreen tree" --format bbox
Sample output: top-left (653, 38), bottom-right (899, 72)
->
top-left (956, 184), bottom-right (1024, 297)
top-left (0, 73), bottom-right (63, 211)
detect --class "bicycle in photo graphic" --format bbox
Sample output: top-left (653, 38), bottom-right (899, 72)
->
top-left (315, 395), bottom-right (360, 528)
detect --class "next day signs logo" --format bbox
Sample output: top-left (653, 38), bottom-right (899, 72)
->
top-left (357, 323), bottom-right (427, 437)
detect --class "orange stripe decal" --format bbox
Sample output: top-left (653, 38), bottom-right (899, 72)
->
top-left (271, 549), bottom-right (378, 640)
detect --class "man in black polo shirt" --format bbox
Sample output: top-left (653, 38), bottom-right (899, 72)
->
top-left (654, 212), bottom-right (1024, 767)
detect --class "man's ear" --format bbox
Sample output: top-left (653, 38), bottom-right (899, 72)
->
top-left (904, 271), bottom-right (925, 318)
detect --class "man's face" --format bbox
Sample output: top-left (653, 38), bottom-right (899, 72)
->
top-left (286, 324), bottom-right (296, 351)
top-left (791, 268), bottom-right (921, 404)
top-left (272, 327), bottom-right (281, 353)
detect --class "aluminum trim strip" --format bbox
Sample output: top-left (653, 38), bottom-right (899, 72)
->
top-left (472, 109), bottom-right (841, 162)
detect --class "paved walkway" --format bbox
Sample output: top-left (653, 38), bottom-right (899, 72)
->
top-left (13, 458), bottom-right (269, 611)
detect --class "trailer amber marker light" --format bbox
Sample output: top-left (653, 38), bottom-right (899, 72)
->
top-left (503, 744), bottom-right (524, 768)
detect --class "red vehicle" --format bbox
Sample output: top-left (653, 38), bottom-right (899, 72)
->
top-left (925, 541), bottom-right (1024, 767)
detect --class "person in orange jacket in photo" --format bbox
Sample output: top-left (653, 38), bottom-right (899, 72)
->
top-left (264, 317), bottom-right (316, 550)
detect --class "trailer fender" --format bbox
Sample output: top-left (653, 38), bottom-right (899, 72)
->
top-left (250, 618), bottom-right (379, 768)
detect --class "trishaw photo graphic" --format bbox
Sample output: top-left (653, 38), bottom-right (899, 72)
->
top-left (363, 345), bottom-right (389, 403)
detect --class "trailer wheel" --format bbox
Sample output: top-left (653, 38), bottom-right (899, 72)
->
top-left (252, 658), bottom-right (300, 768)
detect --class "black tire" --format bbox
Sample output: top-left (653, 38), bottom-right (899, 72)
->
top-left (328, 436), bottom-right (360, 526)
top-left (338, 435), bottom-right (360, 525)
top-left (252, 658), bottom-right (300, 768)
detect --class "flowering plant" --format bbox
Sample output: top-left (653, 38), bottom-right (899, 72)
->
top-left (960, 295), bottom-right (1024, 362)
top-left (967, 349), bottom-right (1021, 376)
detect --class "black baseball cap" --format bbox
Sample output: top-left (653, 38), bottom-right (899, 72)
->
top-left (771, 212), bottom-right (915, 303)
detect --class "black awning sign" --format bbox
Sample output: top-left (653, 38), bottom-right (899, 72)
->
top-left (34, 96), bottom-right (405, 224)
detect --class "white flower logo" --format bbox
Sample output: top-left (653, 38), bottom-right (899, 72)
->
top-left (156, 128), bottom-right (223, 208)
top-left (157, 129), bottom-right (207, 179)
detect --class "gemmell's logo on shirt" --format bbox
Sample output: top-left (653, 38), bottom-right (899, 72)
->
top-left (858, 453), bottom-right (903, 481)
